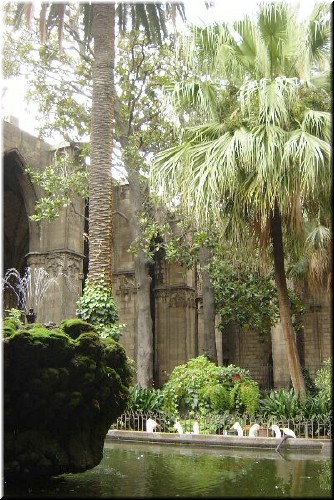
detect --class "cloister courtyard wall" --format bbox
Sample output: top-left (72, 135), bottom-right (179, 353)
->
top-left (2, 119), bottom-right (332, 389)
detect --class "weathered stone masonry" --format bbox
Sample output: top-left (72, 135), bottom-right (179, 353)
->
top-left (2, 119), bottom-right (332, 388)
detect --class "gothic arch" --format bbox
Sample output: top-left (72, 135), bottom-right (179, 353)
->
top-left (3, 148), bottom-right (39, 274)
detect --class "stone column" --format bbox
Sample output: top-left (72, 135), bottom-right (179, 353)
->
top-left (26, 250), bottom-right (83, 325)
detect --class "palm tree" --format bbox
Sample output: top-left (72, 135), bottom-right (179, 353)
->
top-left (13, 1), bottom-right (186, 387)
top-left (88, 3), bottom-right (115, 285)
top-left (88, 2), bottom-right (185, 285)
top-left (151, 2), bottom-right (331, 397)
top-left (14, 1), bottom-right (185, 286)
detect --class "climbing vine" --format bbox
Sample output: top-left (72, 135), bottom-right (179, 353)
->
top-left (76, 276), bottom-right (124, 341)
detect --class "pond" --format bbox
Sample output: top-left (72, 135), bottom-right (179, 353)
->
top-left (4, 440), bottom-right (332, 498)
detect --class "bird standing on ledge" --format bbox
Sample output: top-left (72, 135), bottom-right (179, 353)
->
top-left (231, 422), bottom-right (244, 437)
top-left (275, 427), bottom-right (296, 451)
top-left (192, 422), bottom-right (200, 434)
top-left (146, 418), bottom-right (159, 432)
top-left (248, 423), bottom-right (261, 437)
top-left (174, 421), bottom-right (184, 434)
top-left (271, 424), bottom-right (281, 438)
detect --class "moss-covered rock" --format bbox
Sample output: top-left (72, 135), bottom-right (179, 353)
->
top-left (60, 318), bottom-right (97, 339)
top-left (3, 319), bottom-right (133, 480)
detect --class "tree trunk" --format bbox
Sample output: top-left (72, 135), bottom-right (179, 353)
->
top-left (128, 168), bottom-right (154, 387)
top-left (89, 3), bottom-right (115, 286)
top-left (271, 200), bottom-right (306, 398)
top-left (199, 246), bottom-right (218, 364)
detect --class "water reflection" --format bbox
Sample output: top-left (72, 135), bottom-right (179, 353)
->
top-left (4, 441), bottom-right (332, 498)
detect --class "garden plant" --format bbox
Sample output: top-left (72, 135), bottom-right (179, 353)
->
top-left (124, 355), bottom-right (332, 436)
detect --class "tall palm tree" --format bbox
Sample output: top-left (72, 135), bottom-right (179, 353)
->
top-left (13, 1), bottom-right (186, 387)
top-left (151, 2), bottom-right (331, 397)
top-left (14, 1), bottom-right (185, 286)
top-left (88, 2), bottom-right (185, 285)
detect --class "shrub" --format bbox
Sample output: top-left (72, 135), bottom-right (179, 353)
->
top-left (258, 361), bottom-right (332, 421)
top-left (257, 388), bottom-right (301, 419)
top-left (127, 386), bottom-right (165, 412)
top-left (161, 355), bottom-right (260, 417)
top-left (216, 364), bottom-right (255, 386)
top-left (161, 355), bottom-right (222, 415)
top-left (315, 358), bottom-right (332, 405)
top-left (229, 380), bottom-right (260, 416)
top-left (203, 384), bottom-right (231, 413)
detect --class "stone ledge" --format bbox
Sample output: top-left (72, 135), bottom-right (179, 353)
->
top-left (106, 430), bottom-right (331, 456)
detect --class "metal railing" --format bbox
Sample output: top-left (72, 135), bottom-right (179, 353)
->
top-left (111, 410), bottom-right (332, 439)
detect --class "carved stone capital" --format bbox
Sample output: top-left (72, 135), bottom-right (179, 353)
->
top-left (114, 272), bottom-right (137, 296)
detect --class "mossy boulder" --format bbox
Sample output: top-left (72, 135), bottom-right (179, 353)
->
top-left (3, 318), bottom-right (133, 480)
top-left (60, 318), bottom-right (97, 339)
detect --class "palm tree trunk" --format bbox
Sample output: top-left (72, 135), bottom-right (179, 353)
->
top-left (199, 246), bottom-right (218, 364)
top-left (271, 199), bottom-right (306, 398)
top-left (89, 3), bottom-right (115, 285)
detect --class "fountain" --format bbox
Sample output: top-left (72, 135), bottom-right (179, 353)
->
top-left (2, 267), bottom-right (62, 321)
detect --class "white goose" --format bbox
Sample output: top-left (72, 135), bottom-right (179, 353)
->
top-left (275, 426), bottom-right (296, 451)
top-left (174, 421), bottom-right (184, 434)
top-left (192, 422), bottom-right (200, 434)
top-left (231, 422), bottom-right (244, 437)
top-left (248, 423), bottom-right (261, 437)
top-left (271, 424), bottom-right (281, 438)
top-left (146, 418), bottom-right (159, 433)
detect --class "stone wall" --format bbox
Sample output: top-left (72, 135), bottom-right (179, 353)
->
top-left (2, 119), bottom-right (332, 389)
top-left (3, 120), bottom-right (85, 324)
top-left (299, 285), bottom-right (332, 378)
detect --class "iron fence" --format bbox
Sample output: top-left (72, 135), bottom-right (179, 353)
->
top-left (111, 410), bottom-right (332, 440)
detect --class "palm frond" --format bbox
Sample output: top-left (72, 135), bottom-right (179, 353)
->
top-left (257, 2), bottom-right (294, 76)
top-left (302, 109), bottom-right (331, 141)
top-left (164, 80), bottom-right (219, 122)
top-left (47, 3), bottom-right (66, 51)
top-left (311, 70), bottom-right (332, 92)
top-left (233, 16), bottom-right (270, 78)
top-left (307, 2), bottom-right (331, 67)
top-left (151, 1), bottom-right (332, 288)
top-left (285, 130), bottom-right (331, 194)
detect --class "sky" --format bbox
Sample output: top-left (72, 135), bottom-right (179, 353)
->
top-left (0, 0), bottom-right (326, 144)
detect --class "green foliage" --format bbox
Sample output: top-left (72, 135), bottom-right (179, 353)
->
top-left (229, 381), bottom-right (260, 417)
top-left (161, 355), bottom-right (221, 415)
top-left (208, 257), bottom-right (306, 337)
top-left (4, 308), bottom-right (23, 328)
top-left (127, 386), bottom-right (165, 412)
top-left (162, 227), bottom-right (212, 270)
top-left (288, 288), bottom-right (305, 334)
top-left (258, 387), bottom-right (331, 420)
top-left (161, 355), bottom-right (259, 417)
top-left (2, 320), bottom-right (18, 338)
top-left (128, 216), bottom-right (169, 262)
top-left (202, 384), bottom-right (230, 413)
top-left (76, 276), bottom-right (124, 341)
top-left (315, 358), bottom-right (332, 404)
top-left (26, 148), bottom-right (89, 222)
top-left (258, 389), bottom-right (302, 419)
top-left (209, 259), bottom-right (279, 336)
top-left (216, 364), bottom-right (255, 383)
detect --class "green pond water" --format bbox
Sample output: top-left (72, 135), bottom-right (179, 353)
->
top-left (4, 440), bottom-right (332, 498)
